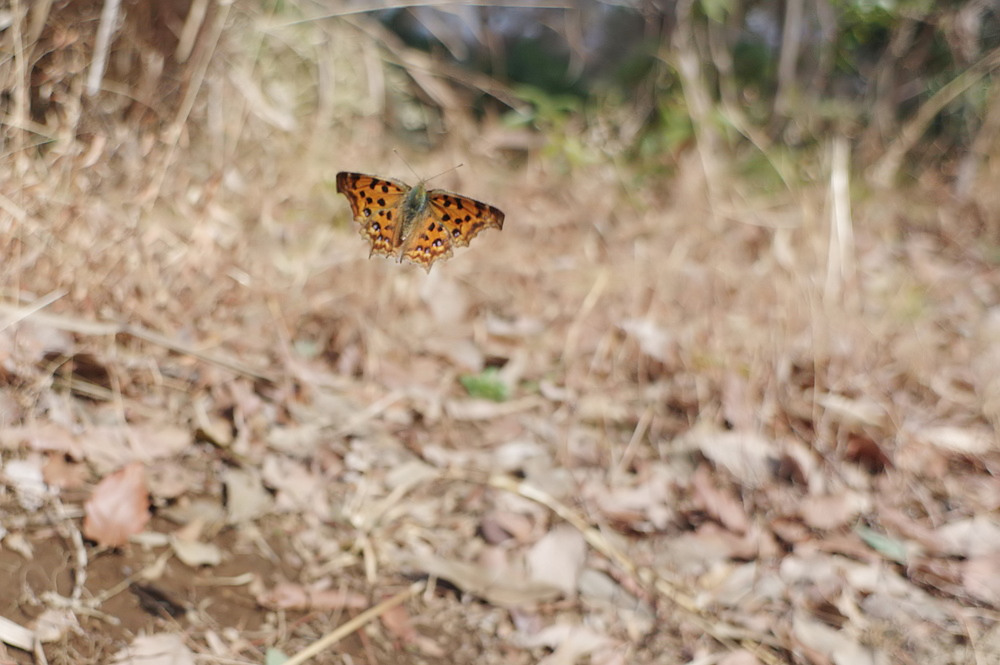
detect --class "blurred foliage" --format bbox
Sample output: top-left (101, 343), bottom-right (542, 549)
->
top-left (376, 0), bottom-right (1000, 188)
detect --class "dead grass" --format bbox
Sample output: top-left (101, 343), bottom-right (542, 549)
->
top-left (2, 3), bottom-right (999, 665)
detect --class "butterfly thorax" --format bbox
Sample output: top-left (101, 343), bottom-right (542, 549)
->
top-left (399, 181), bottom-right (430, 237)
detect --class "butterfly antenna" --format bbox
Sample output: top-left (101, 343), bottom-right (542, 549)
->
top-left (393, 149), bottom-right (421, 181)
top-left (393, 150), bottom-right (463, 184)
top-left (426, 163), bottom-right (464, 183)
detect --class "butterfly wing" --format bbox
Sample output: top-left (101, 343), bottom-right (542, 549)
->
top-left (426, 190), bottom-right (505, 250)
top-left (399, 205), bottom-right (457, 270)
top-left (335, 172), bottom-right (410, 258)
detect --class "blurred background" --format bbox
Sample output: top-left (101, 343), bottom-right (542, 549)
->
top-left (2, 1), bottom-right (999, 664)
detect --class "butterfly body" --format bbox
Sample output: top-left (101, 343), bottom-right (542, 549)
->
top-left (398, 181), bottom-right (430, 242)
top-left (335, 171), bottom-right (504, 271)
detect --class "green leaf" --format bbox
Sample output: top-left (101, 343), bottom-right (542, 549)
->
top-left (459, 368), bottom-right (509, 402)
top-left (855, 525), bottom-right (908, 563)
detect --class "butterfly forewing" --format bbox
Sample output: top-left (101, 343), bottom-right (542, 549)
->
top-left (335, 172), bottom-right (410, 257)
top-left (427, 190), bottom-right (505, 249)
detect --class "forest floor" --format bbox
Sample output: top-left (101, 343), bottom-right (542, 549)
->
top-left (2, 9), bottom-right (1000, 665)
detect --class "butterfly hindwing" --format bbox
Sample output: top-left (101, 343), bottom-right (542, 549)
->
top-left (400, 212), bottom-right (454, 266)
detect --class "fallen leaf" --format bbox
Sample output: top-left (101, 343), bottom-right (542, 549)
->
top-left (83, 462), bottom-right (150, 547)
top-left (934, 516), bottom-right (1000, 557)
top-left (518, 623), bottom-right (614, 665)
top-left (620, 318), bottom-right (677, 364)
top-left (792, 613), bottom-right (876, 665)
top-left (962, 554), bottom-right (1000, 605)
top-left (692, 464), bottom-right (749, 534)
top-left (111, 633), bottom-right (195, 665)
top-left (683, 427), bottom-right (777, 489)
top-left (380, 603), bottom-right (417, 643)
top-left (170, 535), bottom-right (222, 567)
top-left (223, 467), bottom-right (272, 524)
top-left (526, 525), bottom-right (586, 596)
top-left (800, 491), bottom-right (870, 531)
top-left (127, 424), bottom-right (190, 459)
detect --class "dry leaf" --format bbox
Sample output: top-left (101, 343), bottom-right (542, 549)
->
top-left (791, 614), bottom-right (876, 665)
top-left (962, 554), bottom-right (1000, 604)
top-left (111, 634), bottom-right (195, 665)
top-left (380, 603), bottom-right (417, 643)
top-left (381, 600), bottom-right (445, 656)
top-left (169, 535), bottom-right (222, 567)
top-left (934, 516), bottom-right (1000, 557)
top-left (799, 492), bottom-right (870, 531)
top-left (42, 453), bottom-right (88, 489)
top-left (127, 424), bottom-right (190, 459)
top-left (481, 510), bottom-right (534, 544)
top-left (620, 318), bottom-right (677, 364)
top-left (83, 462), bottom-right (151, 547)
top-left (685, 427), bottom-right (777, 489)
top-left (222, 467), bottom-right (272, 524)
top-left (692, 464), bottom-right (749, 534)
top-left (518, 623), bottom-right (614, 665)
top-left (526, 525), bottom-right (586, 596)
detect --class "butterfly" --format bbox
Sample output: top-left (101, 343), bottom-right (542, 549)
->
top-left (335, 172), bottom-right (505, 271)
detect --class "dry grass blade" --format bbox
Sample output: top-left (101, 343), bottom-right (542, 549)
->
top-left (86, 0), bottom-right (121, 96)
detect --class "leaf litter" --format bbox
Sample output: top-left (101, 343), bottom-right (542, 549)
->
top-left (1, 5), bottom-right (999, 665)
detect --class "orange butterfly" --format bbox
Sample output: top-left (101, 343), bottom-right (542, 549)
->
top-left (335, 172), bottom-right (505, 271)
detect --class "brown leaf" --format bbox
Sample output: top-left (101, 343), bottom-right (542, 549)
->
top-left (42, 453), bottom-right (87, 489)
top-left (799, 492), bottom-right (870, 531)
top-left (83, 462), bottom-right (150, 547)
top-left (380, 603), bottom-right (418, 643)
top-left (963, 554), bottom-right (1000, 605)
top-left (692, 464), bottom-right (749, 534)
top-left (526, 525), bottom-right (586, 596)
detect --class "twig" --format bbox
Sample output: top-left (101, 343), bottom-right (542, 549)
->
top-left (283, 582), bottom-right (424, 665)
